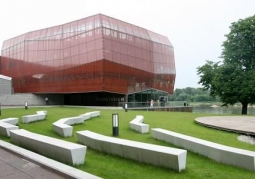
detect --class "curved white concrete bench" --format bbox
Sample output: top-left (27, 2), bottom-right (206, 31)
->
top-left (152, 128), bottom-right (255, 171)
top-left (10, 129), bottom-right (87, 165)
top-left (37, 110), bottom-right (47, 115)
top-left (0, 118), bottom-right (19, 137)
top-left (22, 111), bottom-right (47, 123)
top-left (53, 116), bottom-right (84, 137)
top-left (129, 115), bottom-right (149, 133)
top-left (77, 130), bottom-right (187, 172)
top-left (53, 111), bottom-right (100, 137)
top-left (79, 113), bottom-right (91, 121)
top-left (0, 118), bottom-right (18, 125)
top-left (83, 111), bottom-right (100, 118)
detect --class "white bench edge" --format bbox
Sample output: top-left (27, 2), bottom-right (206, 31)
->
top-left (53, 111), bottom-right (100, 137)
top-left (0, 118), bottom-right (19, 137)
top-left (10, 129), bottom-right (87, 165)
top-left (77, 130), bottom-right (187, 172)
top-left (152, 128), bottom-right (255, 171)
top-left (129, 115), bottom-right (149, 133)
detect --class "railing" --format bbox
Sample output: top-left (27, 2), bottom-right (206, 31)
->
top-left (118, 101), bottom-right (188, 108)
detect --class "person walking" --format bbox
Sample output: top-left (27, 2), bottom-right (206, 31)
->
top-left (150, 99), bottom-right (154, 108)
top-left (45, 97), bottom-right (49, 105)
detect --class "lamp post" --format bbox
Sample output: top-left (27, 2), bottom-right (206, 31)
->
top-left (0, 103), bottom-right (1, 116)
top-left (112, 113), bottom-right (119, 136)
top-left (25, 101), bottom-right (28, 110)
top-left (125, 103), bottom-right (128, 112)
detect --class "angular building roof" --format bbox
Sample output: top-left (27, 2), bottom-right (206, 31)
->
top-left (2, 14), bottom-right (172, 50)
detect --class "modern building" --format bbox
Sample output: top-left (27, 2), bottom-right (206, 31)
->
top-left (0, 14), bottom-right (175, 106)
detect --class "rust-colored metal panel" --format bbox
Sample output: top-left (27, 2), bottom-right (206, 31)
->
top-left (0, 14), bottom-right (176, 95)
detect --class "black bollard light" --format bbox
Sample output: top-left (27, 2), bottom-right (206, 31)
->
top-left (25, 101), bottom-right (28, 110)
top-left (112, 113), bottom-right (119, 136)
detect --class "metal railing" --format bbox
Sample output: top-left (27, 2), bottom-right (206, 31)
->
top-left (118, 101), bottom-right (187, 108)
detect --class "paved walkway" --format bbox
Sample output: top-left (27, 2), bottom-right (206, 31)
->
top-left (195, 116), bottom-right (255, 135)
top-left (0, 140), bottom-right (101, 179)
top-left (0, 147), bottom-right (67, 179)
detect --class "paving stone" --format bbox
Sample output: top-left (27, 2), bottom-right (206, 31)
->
top-left (0, 161), bottom-right (20, 178)
top-left (0, 172), bottom-right (33, 179)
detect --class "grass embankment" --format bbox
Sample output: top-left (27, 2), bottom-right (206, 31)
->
top-left (0, 107), bottom-right (254, 179)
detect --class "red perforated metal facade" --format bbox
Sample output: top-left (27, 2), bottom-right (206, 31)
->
top-left (0, 14), bottom-right (175, 102)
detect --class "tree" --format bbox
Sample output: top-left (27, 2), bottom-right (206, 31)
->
top-left (169, 87), bottom-right (217, 102)
top-left (197, 15), bottom-right (255, 114)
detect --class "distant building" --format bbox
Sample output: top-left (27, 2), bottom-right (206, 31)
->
top-left (0, 14), bottom-right (175, 106)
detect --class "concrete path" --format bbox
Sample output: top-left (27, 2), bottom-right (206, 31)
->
top-left (195, 116), bottom-right (255, 135)
top-left (0, 140), bottom-right (102, 179)
top-left (0, 147), bottom-right (67, 179)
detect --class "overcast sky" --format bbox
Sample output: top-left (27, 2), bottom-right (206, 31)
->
top-left (0, 0), bottom-right (254, 89)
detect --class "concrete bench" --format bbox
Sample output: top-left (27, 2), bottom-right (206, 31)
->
top-left (152, 128), bottom-right (255, 171)
top-left (53, 116), bottom-right (84, 137)
top-left (10, 129), bottom-right (87, 165)
top-left (129, 115), bottom-right (149, 133)
top-left (84, 111), bottom-right (100, 118)
top-left (77, 130), bottom-right (187, 172)
top-left (79, 113), bottom-right (91, 121)
top-left (36, 110), bottom-right (47, 115)
top-left (53, 111), bottom-right (101, 137)
top-left (22, 113), bottom-right (46, 123)
top-left (0, 118), bottom-right (19, 125)
top-left (0, 118), bottom-right (19, 137)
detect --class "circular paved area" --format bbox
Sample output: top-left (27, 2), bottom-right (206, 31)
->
top-left (195, 116), bottom-right (255, 135)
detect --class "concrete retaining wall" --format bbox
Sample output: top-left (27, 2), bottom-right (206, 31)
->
top-left (0, 93), bottom-right (64, 106)
top-left (0, 75), bottom-right (12, 95)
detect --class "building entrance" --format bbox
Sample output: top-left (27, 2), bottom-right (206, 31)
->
top-left (126, 89), bottom-right (168, 108)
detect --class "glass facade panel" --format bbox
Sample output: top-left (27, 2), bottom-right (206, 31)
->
top-left (96, 50), bottom-right (103, 60)
top-left (111, 41), bottom-right (120, 53)
top-left (79, 42), bottom-right (87, 54)
top-left (1, 14), bottom-right (175, 95)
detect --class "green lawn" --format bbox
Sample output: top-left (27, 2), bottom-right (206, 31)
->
top-left (0, 106), bottom-right (254, 179)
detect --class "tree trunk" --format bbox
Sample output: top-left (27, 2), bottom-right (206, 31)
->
top-left (241, 102), bottom-right (248, 115)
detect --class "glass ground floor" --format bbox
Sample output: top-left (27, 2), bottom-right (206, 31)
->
top-left (126, 88), bottom-right (168, 108)
top-left (64, 92), bottom-right (125, 106)
top-left (63, 88), bottom-right (168, 107)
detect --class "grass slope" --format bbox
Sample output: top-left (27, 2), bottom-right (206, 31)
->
top-left (0, 106), bottom-right (254, 179)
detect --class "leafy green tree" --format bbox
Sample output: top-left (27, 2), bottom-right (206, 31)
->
top-left (169, 87), bottom-right (217, 102)
top-left (184, 87), bottom-right (193, 95)
top-left (197, 15), bottom-right (255, 114)
top-left (178, 93), bottom-right (189, 101)
top-left (174, 89), bottom-right (182, 97)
